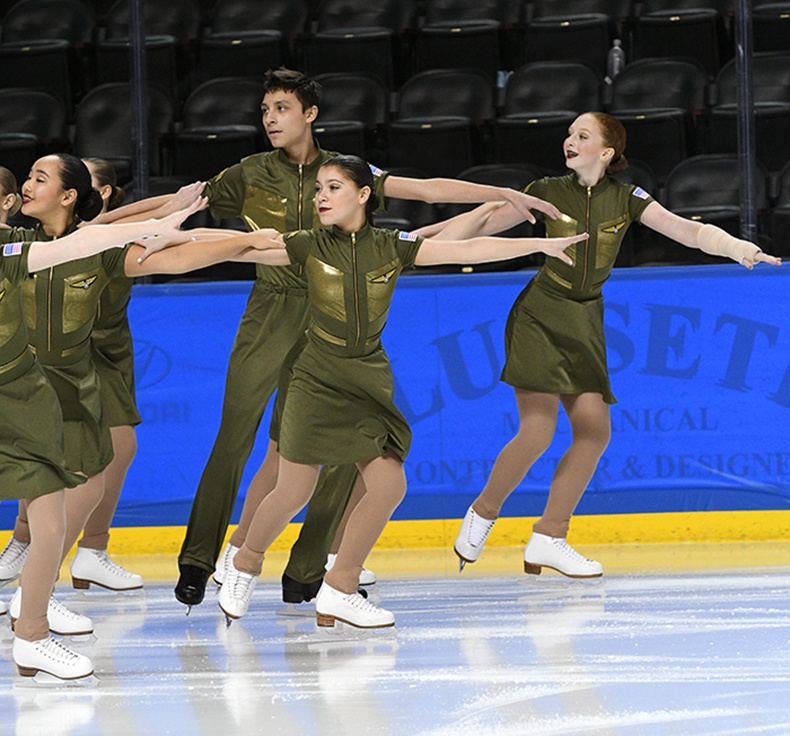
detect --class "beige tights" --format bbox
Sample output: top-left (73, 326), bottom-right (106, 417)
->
top-left (323, 454), bottom-right (406, 593)
top-left (78, 425), bottom-right (136, 550)
top-left (233, 454), bottom-right (406, 595)
top-left (232, 459), bottom-right (321, 575)
top-left (15, 490), bottom-right (66, 642)
top-left (228, 439), bottom-right (280, 548)
top-left (328, 472), bottom-right (367, 555)
top-left (473, 390), bottom-right (611, 539)
top-left (230, 439), bottom-right (369, 554)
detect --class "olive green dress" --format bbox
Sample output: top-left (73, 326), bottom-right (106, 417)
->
top-left (502, 174), bottom-right (654, 404)
top-left (179, 146), bottom-right (391, 584)
top-left (0, 224), bottom-right (131, 475)
top-left (92, 277), bottom-right (141, 428)
top-left (278, 224), bottom-right (424, 465)
top-left (0, 241), bottom-right (86, 499)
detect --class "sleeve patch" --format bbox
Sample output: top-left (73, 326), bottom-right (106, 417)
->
top-left (632, 186), bottom-right (650, 200)
top-left (398, 231), bottom-right (418, 242)
top-left (2, 242), bottom-right (23, 256)
top-left (369, 164), bottom-right (385, 178)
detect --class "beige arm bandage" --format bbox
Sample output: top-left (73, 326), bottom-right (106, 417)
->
top-left (696, 223), bottom-right (761, 262)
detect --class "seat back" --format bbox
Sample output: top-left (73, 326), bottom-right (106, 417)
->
top-left (396, 69), bottom-right (494, 121)
top-left (0, 88), bottom-right (68, 141)
top-left (610, 58), bottom-right (707, 113)
top-left (210, 0), bottom-right (308, 34)
top-left (424, 0), bottom-right (521, 24)
top-left (503, 61), bottom-right (600, 115)
top-left (714, 52), bottom-right (790, 105)
top-left (181, 78), bottom-right (264, 130)
top-left (104, 0), bottom-right (202, 40)
top-left (664, 154), bottom-right (767, 212)
top-left (315, 0), bottom-right (414, 31)
top-left (1, 0), bottom-right (95, 44)
top-left (314, 73), bottom-right (389, 126)
top-left (73, 83), bottom-right (174, 175)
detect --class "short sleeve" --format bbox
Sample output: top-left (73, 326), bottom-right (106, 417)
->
top-left (369, 163), bottom-right (390, 213)
top-left (628, 185), bottom-right (655, 221)
top-left (395, 231), bottom-right (424, 268)
top-left (0, 241), bottom-right (33, 285)
top-left (101, 244), bottom-right (134, 277)
top-left (524, 178), bottom-right (548, 199)
top-left (204, 163), bottom-right (246, 220)
top-left (283, 230), bottom-right (312, 267)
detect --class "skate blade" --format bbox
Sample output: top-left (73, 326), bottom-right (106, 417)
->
top-left (15, 672), bottom-right (99, 688)
top-left (458, 558), bottom-right (467, 572)
top-left (276, 603), bottom-right (314, 618)
top-left (310, 623), bottom-right (398, 643)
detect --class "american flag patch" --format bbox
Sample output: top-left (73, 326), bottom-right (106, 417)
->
top-left (632, 186), bottom-right (650, 200)
top-left (2, 242), bottom-right (23, 256)
top-left (398, 231), bottom-right (418, 242)
top-left (369, 164), bottom-right (385, 177)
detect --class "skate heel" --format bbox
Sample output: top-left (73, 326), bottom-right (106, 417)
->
top-left (72, 577), bottom-right (90, 590)
top-left (17, 664), bottom-right (37, 677)
top-left (316, 612), bottom-right (336, 627)
top-left (523, 561), bottom-right (542, 575)
top-left (10, 616), bottom-right (17, 631)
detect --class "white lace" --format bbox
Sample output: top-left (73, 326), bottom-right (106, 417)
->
top-left (550, 537), bottom-right (596, 564)
top-left (91, 550), bottom-right (139, 579)
top-left (466, 510), bottom-right (495, 548)
top-left (339, 590), bottom-right (384, 616)
top-left (48, 596), bottom-right (88, 624)
top-left (215, 544), bottom-right (239, 582)
top-left (0, 538), bottom-right (29, 570)
top-left (30, 636), bottom-right (84, 666)
top-left (227, 568), bottom-right (256, 604)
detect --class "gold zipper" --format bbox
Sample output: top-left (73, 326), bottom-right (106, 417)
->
top-left (46, 267), bottom-right (53, 352)
top-left (351, 232), bottom-right (361, 346)
top-left (580, 186), bottom-right (591, 291)
top-left (297, 164), bottom-right (304, 227)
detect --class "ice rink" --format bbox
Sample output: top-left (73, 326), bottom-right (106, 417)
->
top-left (1, 543), bottom-right (789, 736)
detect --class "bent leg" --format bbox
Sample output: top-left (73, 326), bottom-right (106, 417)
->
top-left (228, 439), bottom-right (280, 548)
top-left (473, 390), bottom-right (560, 520)
top-left (324, 454), bottom-right (406, 594)
top-left (61, 473), bottom-right (105, 563)
top-left (533, 392), bottom-right (611, 538)
top-left (283, 464), bottom-right (359, 583)
top-left (232, 459), bottom-right (320, 575)
top-left (78, 425), bottom-right (136, 550)
top-left (15, 491), bottom-right (65, 642)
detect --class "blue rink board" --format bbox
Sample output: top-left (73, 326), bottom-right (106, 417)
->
top-left (2, 264), bottom-right (789, 528)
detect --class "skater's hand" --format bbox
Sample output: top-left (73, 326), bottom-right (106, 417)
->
top-left (503, 190), bottom-right (563, 224)
top-left (541, 232), bottom-right (587, 265)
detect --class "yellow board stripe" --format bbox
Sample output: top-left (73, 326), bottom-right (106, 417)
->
top-left (4, 510), bottom-right (787, 556)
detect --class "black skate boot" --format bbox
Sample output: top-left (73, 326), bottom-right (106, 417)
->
top-left (175, 564), bottom-right (211, 612)
top-left (281, 573), bottom-right (323, 604)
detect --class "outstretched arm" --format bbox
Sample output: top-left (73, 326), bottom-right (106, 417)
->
top-left (26, 199), bottom-right (204, 272)
top-left (639, 201), bottom-right (782, 269)
top-left (414, 202), bottom-right (523, 240)
top-left (384, 175), bottom-right (561, 224)
top-left (88, 182), bottom-right (205, 225)
top-left (125, 227), bottom-right (290, 276)
top-left (414, 232), bottom-right (586, 267)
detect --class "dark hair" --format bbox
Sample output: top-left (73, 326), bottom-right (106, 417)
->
top-left (51, 153), bottom-right (103, 221)
top-left (0, 166), bottom-right (21, 217)
top-left (588, 112), bottom-right (628, 174)
top-left (320, 155), bottom-right (380, 223)
top-left (82, 157), bottom-right (125, 211)
top-left (262, 67), bottom-right (321, 111)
